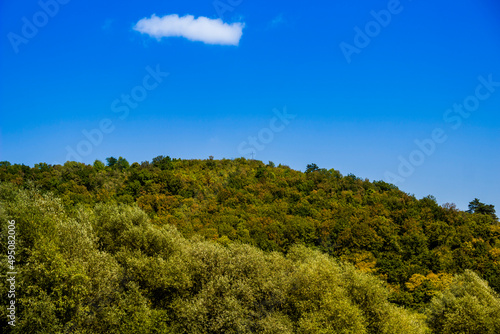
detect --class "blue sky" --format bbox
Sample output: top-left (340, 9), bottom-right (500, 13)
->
top-left (1, 0), bottom-right (499, 211)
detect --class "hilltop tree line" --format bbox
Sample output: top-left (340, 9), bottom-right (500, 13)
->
top-left (0, 157), bottom-right (499, 332)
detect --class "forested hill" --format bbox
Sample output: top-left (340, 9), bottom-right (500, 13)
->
top-left (1, 156), bottom-right (499, 312)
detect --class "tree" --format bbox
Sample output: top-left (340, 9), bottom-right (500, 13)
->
top-left (467, 198), bottom-right (497, 220)
top-left (305, 163), bottom-right (320, 173)
top-left (116, 157), bottom-right (130, 170)
top-left (93, 160), bottom-right (106, 170)
top-left (106, 156), bottom-right (118, 167)
top-left (426, 270), bottom-right (500, 334)
top-left (152, 155), bottom-right (173, 170)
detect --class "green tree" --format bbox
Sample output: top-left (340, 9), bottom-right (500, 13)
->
top-left (467, 198), bottom-right (497, 220)
top-left (152, 155), bottom-right (173, 170)
top-left (93, 159), bottom-right (106, 170)
top-left (106, 156), bottom-right (118, 167)
top-left (116, 157), bottom-right (130, 170)
top-left (426, 270), bottom-right (500, 334)
top-left (305, 163), bottom-right (319, 173)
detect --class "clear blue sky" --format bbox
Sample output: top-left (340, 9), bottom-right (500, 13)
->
top-left (1, 0), bottom-right (499, 211)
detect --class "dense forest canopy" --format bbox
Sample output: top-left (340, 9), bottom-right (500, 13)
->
top-left (1, 156), bottom-right (499, 333)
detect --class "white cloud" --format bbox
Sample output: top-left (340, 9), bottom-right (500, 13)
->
top-left (133, 14), bottom-right (244, 46)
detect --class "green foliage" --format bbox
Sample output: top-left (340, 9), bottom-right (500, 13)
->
top-left (467, 198), bottom-right (497, 220)
top-left (106, 156), bottom-right (130, 171)
top-left (0, 187), bottom-right (432, 333)
top-left (152, 155), bottom-right (174, 171)
top-left (0, 157), bottom-right (499, 333)
top-left (426, 270), bottom-right (500, 333)
top-left (305, 163), bottom-right (320, 173)
top-left (93, 159), bottom-right (106, 171)
top-left (106, 156), bottom-right (118, 167)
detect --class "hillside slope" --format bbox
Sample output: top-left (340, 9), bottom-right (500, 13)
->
top-left (1, 157), bottom-right (499, 310)
top-left (2, 187), bottom-right (500, 333)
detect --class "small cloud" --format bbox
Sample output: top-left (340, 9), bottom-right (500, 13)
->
top-left (268, 13), bottom-right (286, 29)
top-left (133, 14), bottom-right (244, 46)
